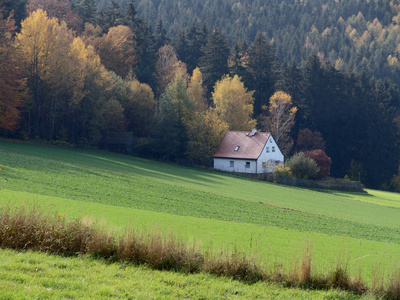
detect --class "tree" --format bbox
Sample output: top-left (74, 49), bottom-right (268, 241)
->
top-left (0, 12), bottom-right (25, 134)
top-left (26, 0), bottom-right (83, 32)
top-left (286, 152), bottom-right (319, 179)
top-left (122, 79), bottom-right (156, 137)
top-left (262, 91), bottom-right (297, 155)
top-left (102, 98), bottom-right (125, 132)
top-left (295, 128), bottom-right (326, 152)
top-left (154, 19), bottom-right (169, 51)
top-left (76, 0), bottom-right (97, 25)
top-left (304, 149), bottom-right (331, 179)
top-left (212, 75), bottom-right (256, 131)
top-left (186, 110), bottom-right (228, 165)
top-left (199, 27), bottom-right (229, 95)
top-left (150, 75), bottom-right (195, 160)
top-left (246, 33), bottom-right (278, 116)
top-left (155, 45), bottom-right (187, 96)
top-left (93, 25), bottom-right (136, 78)
top-left (17, 9), bottom-right (105, 142)
top-left (186, 22), bottom-right (203, 73)
top-left (187, 67), bottom-right (207, 112)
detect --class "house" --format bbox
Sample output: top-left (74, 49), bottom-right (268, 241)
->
top-left (213, 129), bottom-right (284, 174)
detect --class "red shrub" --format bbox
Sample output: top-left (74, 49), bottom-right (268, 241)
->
top-left (304, 149), bottom-right (331, 179)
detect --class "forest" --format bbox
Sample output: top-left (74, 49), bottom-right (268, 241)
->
top-left (0, 0), bottom-right (399, 190)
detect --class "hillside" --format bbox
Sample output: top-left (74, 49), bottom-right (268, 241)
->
top-left (102, 0), bottom-right (400, 82)
top-left (1, 140), bottom-right (400, 292)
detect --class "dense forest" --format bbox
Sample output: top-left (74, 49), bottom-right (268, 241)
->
top-left (0, 0), bottom-right (399, 190)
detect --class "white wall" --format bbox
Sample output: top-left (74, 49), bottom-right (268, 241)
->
top-left (214, 158), bottom-right (257, 173)
top-left (256, 136), bottom-right (284, 173)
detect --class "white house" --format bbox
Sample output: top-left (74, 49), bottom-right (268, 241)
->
top-left (213, 129), bottom-right (284, 174)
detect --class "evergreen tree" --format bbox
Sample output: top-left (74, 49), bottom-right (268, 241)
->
top-left (174, 30), bottom-right (189, 64)
top-left (199, 27), bottom-right (229, 97)
top-left (77, 0), bottom-right (97, 25)
top-left (186, 22), bottom-right (203, 74)
top-left (246, 32), bottom-right (278, 117)
top-left (155, 19), bottom-right (169, 51)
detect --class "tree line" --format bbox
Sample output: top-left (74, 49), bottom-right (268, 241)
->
top-left (0, 0), bottom-right (399, 190)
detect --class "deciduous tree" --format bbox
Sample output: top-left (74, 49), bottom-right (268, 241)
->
top-left (0, 12), bottom-right (25, 134)
top-left (155, 45), bottom-right (187, 96)
top-left (262, 91), bottom-right (297, 155)
top-left (212, 75), bottom-right (256, 131)
top-left (93, 25), bottom-right (136, 78)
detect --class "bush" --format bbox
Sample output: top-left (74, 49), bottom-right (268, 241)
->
top-left (303, 149), bottom-right (331, 179)
top-left (286, 152), bottom-right (319, 179)
top-left (273, 164), bottom-right (293, 182)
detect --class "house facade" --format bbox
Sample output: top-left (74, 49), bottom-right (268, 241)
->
top-left (213, 130), bottom-right (284, 174)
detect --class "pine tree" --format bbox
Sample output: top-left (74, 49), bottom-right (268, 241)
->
top-left (246, 32), bottom-right (278, 116)
top-left (174, 30), bottom-right (189, 64)
top-left (155, 19), bottom-right (169, 51)
top-left (199, 27), bottom-right (229, 97)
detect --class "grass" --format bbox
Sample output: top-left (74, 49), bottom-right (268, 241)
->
top-left (0, 205), bottom-right (383, 298)
top-left (0, 248), bottom-right (370, 299)
top-left (2, 188), bottom-right (400, 284)
top-left (1, 140), bottom-right (400, 289)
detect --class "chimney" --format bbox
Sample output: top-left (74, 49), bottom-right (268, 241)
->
top-left (251, 128), bottom-right (257, 136)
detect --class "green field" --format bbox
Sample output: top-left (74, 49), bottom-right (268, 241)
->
top-left (1, 140), bottom-right (400, 292)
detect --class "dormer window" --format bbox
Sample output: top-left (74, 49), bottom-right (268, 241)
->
top-left (234, 146), bottom-right (240, 151)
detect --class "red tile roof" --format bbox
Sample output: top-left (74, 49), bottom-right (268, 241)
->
top-left (213, 131), bottom-right (271, 159)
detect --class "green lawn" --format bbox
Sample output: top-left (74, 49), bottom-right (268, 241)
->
top-left (1, 140), bottom-right (400, 286)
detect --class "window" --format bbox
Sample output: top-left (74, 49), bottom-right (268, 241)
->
top-left (245, 162), bottom-right (250, 168)
top-left (266, 147), bottom-right (269, 153)
top-left (272, 146), bottom-right (275, 152)
top-left (234, 146), bottom-right (240, 151)
top-left (262, 162), bottom-right (267, 169)
top-left (230, 161), bottom-right (234, 167)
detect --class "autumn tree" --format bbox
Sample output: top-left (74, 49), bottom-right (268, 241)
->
top-left (155, 45), bottom-right (187, 96)
top-left (17, 9), bottom-right (110, 142)
top-left (186, 110), bottom-right (228, 165)
top-left (212, 75), bottom-right (256, 131)
top-left (93, 25), bottom-right (136, 78)
top-left (151, 75), bottom-right (195, 160)
top-left (304, 149), bottom-right (331, 179)
top-left (122, 79), bottom-right (156, 137)
top-left (27, 0), bottom-right (83, 32)
top-left (187, 67), bottom-right (207, 112)
top-left (263, 91), bottom-right (297, 156)
top-left (295, 128), bottom-right (326, 152)
top-left (0, 12), bottom-right (25, 134)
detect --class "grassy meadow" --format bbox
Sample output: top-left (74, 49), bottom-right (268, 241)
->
top-left (1, 140), bottom-right (400, 295)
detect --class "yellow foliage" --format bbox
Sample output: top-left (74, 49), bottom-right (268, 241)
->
top-left (188, 68), bottom-right (207, 112)
top-left (212, 75), bottom-right (256, 131)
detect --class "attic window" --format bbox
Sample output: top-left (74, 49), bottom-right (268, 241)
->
top-left (266, 147), bottom-right (269, 153)
top-left (234, 146), bottom-right (240, 151)
top-left (272, 146), bottom-right (275, 152)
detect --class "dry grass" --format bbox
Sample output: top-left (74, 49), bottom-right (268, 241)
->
top-left (0, 204), bottom-right (396, 298)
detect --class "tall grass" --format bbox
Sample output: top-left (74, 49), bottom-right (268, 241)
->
top-left (1, 204), bottom-right (399, 298)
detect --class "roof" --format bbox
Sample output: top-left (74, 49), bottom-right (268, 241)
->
top-left (213, 131), bottom-right (271, 160)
